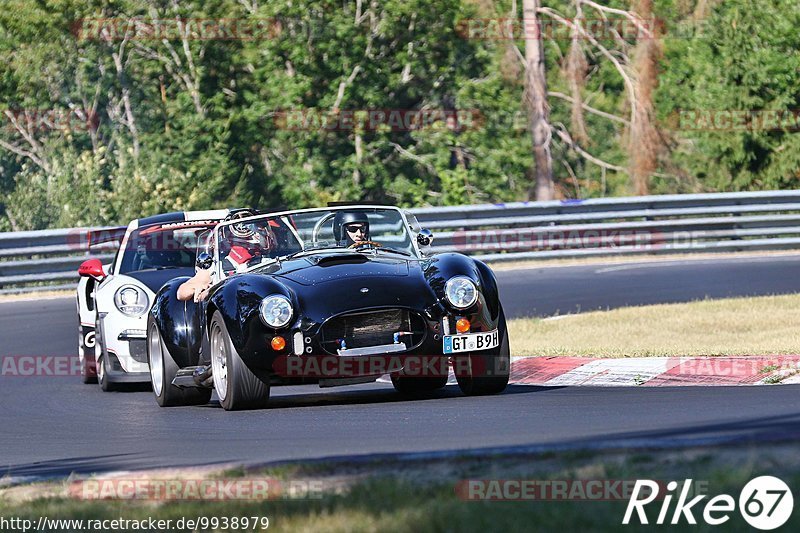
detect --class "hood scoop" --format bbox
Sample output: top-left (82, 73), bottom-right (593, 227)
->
top-left (312, 254), bottom-right (370, 267)
top-left (276, 255), bottom-right (409, 286)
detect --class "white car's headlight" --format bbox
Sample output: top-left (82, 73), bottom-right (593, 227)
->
top-left (259, 295), bottom-right (293, 328)
top-left (445, 276), bottom-right (479, 310)
top-left (114, 285), bottom-right (149, 317)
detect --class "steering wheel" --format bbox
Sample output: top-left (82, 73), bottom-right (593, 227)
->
top-left (348, 240), bottom-right (382, 249)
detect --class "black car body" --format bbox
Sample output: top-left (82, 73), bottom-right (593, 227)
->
top-left (147, 206), bottom-right (509, 410)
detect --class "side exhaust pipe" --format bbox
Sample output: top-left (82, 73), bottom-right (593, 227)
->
top-left (193, 365), bottom-right (213, 387)
top-left (171, 365), bottom-right (213, 388)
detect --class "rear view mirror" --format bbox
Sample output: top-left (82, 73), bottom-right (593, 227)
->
top-left (78, 258), bottom-right (105, 281)
top-left (417, 229), bottom-right (434, 247)
top-left (196, 252), bottom-right (213, 270)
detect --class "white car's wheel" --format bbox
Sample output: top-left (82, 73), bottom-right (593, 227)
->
top-left (210, 311), bottom-right (269, 411)
top-left (77, 300), bottom-right (97, 384)
top-left (98, 354), bottom-right (117, 392)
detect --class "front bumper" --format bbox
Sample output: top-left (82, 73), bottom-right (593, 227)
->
top-left (98, 310), bottom-right (150, 375)
top-left (241, 301), bottom-right (500, 379)
top-left (103, 351), bottom-right (151, 383)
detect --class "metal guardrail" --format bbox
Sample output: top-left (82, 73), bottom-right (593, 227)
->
top-left (4, 190), bottom-right (800, 294)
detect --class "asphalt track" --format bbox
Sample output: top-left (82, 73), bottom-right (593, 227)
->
top-left (2, 255), bottom-right (800, 479)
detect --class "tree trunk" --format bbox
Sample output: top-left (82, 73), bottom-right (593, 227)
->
top-left (629, 0), bottom-right (662, 195)
top-left (522, 0), bottom-right (554, 201)
top-left (566, 0), bottom-right (589, 146)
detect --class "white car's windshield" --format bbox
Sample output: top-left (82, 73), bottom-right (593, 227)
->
top-left (212, 207), bottom-right (417, 278)
top-left (119, 223), bottom-right (217, 274)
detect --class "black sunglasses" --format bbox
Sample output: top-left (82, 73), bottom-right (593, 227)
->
top-left (346, 225), bottom-right (366, 233)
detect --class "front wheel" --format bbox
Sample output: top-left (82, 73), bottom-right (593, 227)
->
top-left (98, 354), bottom-right (117, 392)
top-left (148, 315), bottom-right (212, 407)
top-left (455, 308), bottom-right (510, 396)
top-left (210, 311), bottom-right (270, 411)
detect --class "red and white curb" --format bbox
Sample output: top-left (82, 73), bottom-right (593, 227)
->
top-left (375, 356), bottom-right (800, 388)
top-left (507, 356), bottom-right (800, 387)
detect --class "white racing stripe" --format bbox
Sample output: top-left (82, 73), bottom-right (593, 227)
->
top-left (185, 209), bottom-right (230, 221)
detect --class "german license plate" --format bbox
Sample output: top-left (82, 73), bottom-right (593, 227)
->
top-left (443, 329), bottom-right (499, 354)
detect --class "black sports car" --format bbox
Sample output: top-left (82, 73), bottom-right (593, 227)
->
top-left (147, 206), bottom-right (510, 410)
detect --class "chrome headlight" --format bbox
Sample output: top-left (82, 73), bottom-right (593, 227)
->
top-left (445, 276), bottom-right (478, 310)
top-left (259, 295), bottom-right (293, 328)
top-left (114, 285), bottom-right (149, 317)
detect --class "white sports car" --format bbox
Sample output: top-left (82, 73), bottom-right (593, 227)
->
top-left (77, 210), bottom-right (230, 391)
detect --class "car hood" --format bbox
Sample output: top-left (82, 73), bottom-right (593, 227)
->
top-left (124, 268), bottom-right (195, 292)
top-left (273, 252), bottom-right (409, 286)
top-left (247, 252), bottom-right (438, 318)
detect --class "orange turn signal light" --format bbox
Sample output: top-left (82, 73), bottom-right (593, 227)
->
top-left (271, 336), bottom-right (286, 351)
top-left (455, 318), bottom-right (471, 333)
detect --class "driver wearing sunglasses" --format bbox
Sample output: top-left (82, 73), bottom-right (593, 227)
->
top-left (333, 211), bottom-right (371, 247)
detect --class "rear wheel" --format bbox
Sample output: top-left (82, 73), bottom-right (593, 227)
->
top-left (78, 323), bottom-right (97, 385)
top-left (455, 307), bottom-right (510, 396)
top-left (210, 311), bottom-right (270, 411)
top-left (148, 315), bottom-right (212, 407)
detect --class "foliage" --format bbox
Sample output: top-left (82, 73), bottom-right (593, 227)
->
top-left (0, 0), bottom-right (798, 229)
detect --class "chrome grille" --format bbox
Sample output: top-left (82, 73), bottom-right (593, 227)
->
top-left (320, 309), bottom-right (426, 354)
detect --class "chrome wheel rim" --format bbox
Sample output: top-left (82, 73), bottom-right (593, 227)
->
top-left (98, 355), bottom-right (105, 383)
top-left (148, 325), bottom-right (163, 397)
top-left (211, 323), bottom-right (228, 402)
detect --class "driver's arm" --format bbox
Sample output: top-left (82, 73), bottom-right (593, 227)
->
top-left (177, 269), bottom-right (212, 302)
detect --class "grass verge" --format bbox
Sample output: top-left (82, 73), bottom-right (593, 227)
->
top-left (2, 445), bottom-right (799, 532)
top-left (508, 294), bottom-right (800, 357)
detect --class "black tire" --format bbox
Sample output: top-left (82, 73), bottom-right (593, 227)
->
top-left (210, 311), bottom-right (270, 411)
top-left (391, 375), bottom-right (448, 394)
top-left (148, 315), bottom-right (212, 407)
top-left (97, 354), bottom-right (117, 392)
top-left (78, 324), bottom-right (97, 385)
top-left (455, 307), bottom-right (510, 396)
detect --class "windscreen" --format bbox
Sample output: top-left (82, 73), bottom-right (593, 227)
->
top-left (118, 222), bottom-right (218, 274)
top-left (215, 207), bottom-right (416, 277)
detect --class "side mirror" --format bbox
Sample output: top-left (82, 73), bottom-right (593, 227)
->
top-left (78, 258), bottom-right (105, 281)
top-left (417, 229), bottom-right (434, 247)
top-left (196, 252), bottom-right (213, 270)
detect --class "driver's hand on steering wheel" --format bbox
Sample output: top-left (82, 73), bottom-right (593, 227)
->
top-left (348, 240), bottom-right (382, 249)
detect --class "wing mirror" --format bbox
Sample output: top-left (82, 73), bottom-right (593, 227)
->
top-left (78, 258), bottom-right (106, 281)
top-left (196, 252), bottom-right (213, 270)
top-left (417, 229), bottom-right (434, 247)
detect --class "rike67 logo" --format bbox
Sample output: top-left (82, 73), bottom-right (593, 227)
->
top-left (624, 476), bottom-right (794, 530)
